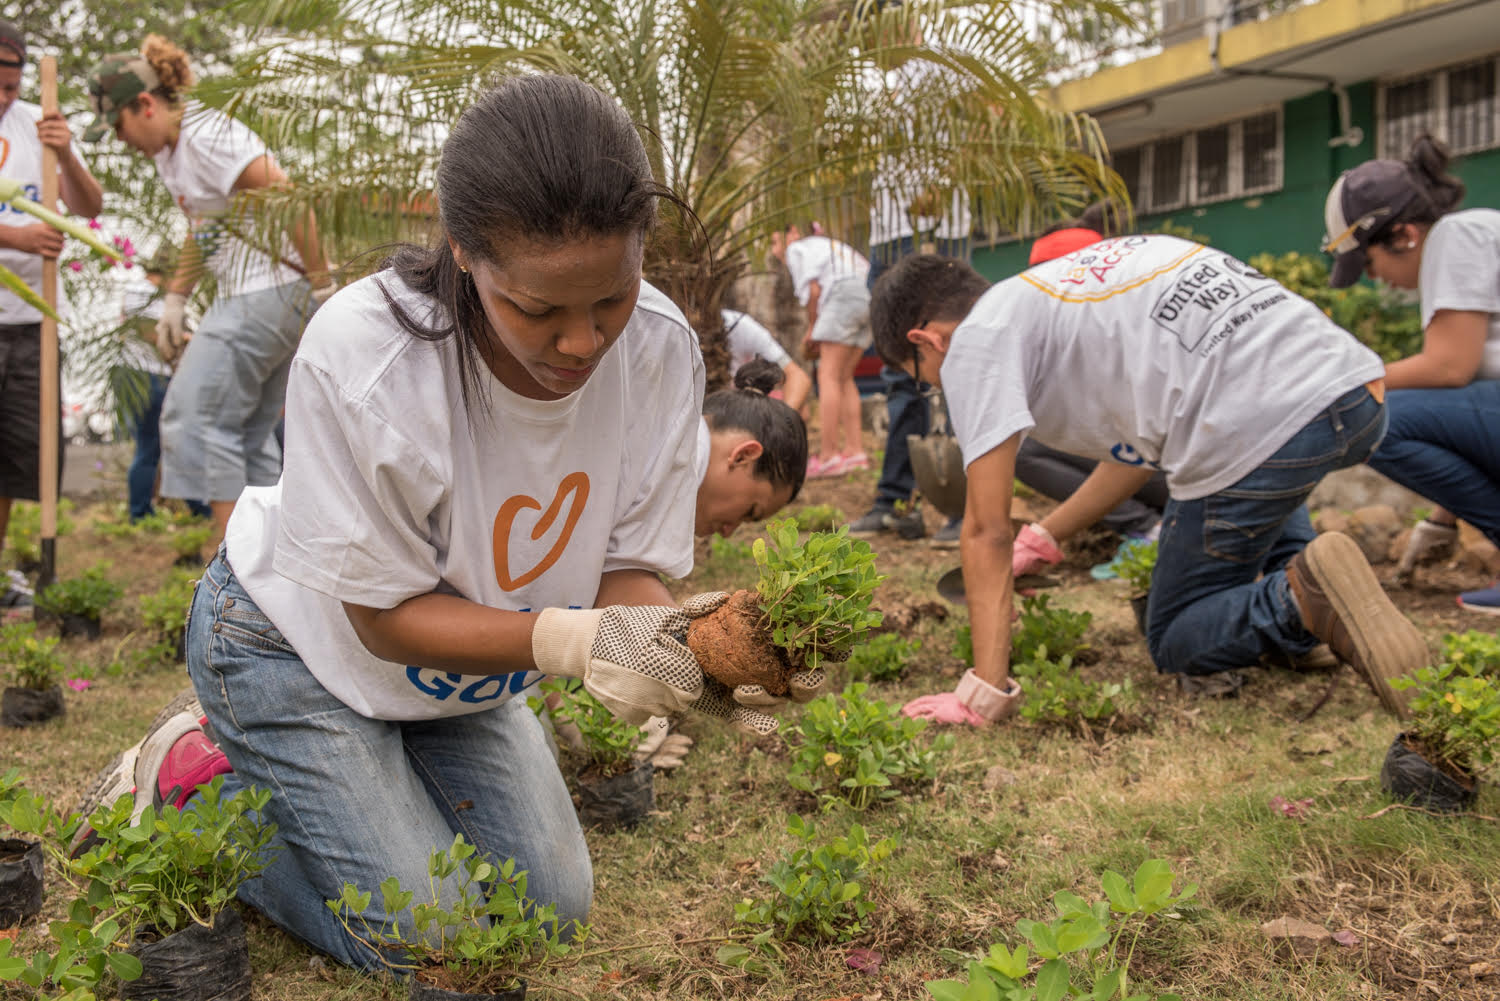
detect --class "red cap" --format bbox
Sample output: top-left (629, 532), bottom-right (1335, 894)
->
top-left (1029, 227), bottom-right (1103, 266)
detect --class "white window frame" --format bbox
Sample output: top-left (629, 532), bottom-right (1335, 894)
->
top-left (1379, 54), bottom-right (1500, 158)
top-left (1113, 106), bottom-right (1283, 214)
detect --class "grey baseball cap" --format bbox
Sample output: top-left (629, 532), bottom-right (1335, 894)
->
top-left (1322, 159), bottom-right (1421, 288)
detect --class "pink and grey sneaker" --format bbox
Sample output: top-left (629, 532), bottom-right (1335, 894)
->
top-left (70, 688), bottom-right (233, 857)
top-left (807, 455), bottom-right (845, 479)
top-left (836, 452), bottom-right (871, 473)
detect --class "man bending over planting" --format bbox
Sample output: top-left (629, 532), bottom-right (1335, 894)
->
top-left (870, 237), bottom-right (1429, 726)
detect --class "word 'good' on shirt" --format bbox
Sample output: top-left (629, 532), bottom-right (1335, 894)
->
top-left (942, 234), bottom-right (1385, 500)
top-left (226, 272), bottom-right (705, 720)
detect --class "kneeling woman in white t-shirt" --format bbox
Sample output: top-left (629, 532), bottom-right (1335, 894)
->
top-left (78, 75), bottom-right (820, 969)
top-left (870, 239), bottom-right (1431, 727)
top-left (695, 358), bottom-right (808, 539)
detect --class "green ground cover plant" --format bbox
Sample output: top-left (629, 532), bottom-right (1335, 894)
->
top-left (785, 682), bottom-right (953, 810)
top-left (1013, 647), bottom-right (1133, 727)
top-left (754, 520), bottom-right (885, 673)
top-left (1, 621), bottom-right (68, 691)
top-left (844, 632), bottom-right (920, 682)
top-left (5, 500), bottom-right (76, 569)
top-left (327, 834), bottom-right (581, 994)
top-left (34, 565), bottom-right (123, 621)
top-left (1112, 541), bottom-right (1158, 597)
top-left (789, 504), bottom-right (844, 532)
top-left (540, 680), bottom-right (643, 776)
top-left (926, 858), bottom-right (1194, 1001)
top-left (1392, 633), bottom-right (1500, 779)
top-left (136, 570), bottom-right (197, 663)
top-left (732, 815), bottom-right (897, 945)
top-left (1012, 594), bottom-right (1093, 663)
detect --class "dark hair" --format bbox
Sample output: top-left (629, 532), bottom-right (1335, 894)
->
top-left (1039, 199), bottom-right (1122, 238)
top-left (702, 358), bottom-right (808, 501)
top-left (870, 254), bottom-right (990, 367)
top-left (380, 74), bottom-right (670, 406)
top-left (1374, 134), bottom-right (1466, 248)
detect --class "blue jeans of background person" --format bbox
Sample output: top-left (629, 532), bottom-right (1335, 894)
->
top-left (1015, 438), bottom-right (1169, 537)
top-left (161, 280), bottom-right (311, 502)
top-left (866, 236), bottom-right (970, 511)
top-left (1148, 386), bottom-right (1387, 676)
top-left (1367, 380), bottom-right (1500, 548)
top-left (126, 371), bottom-right (209, 522)
top-left (185, 550), bottom-right (592, 969)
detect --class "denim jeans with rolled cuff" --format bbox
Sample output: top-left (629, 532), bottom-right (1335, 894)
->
top-left (185, 548), bottom-right (592, 969)
top-left (1146, 386), bottom-right (1388, 676)
top-left (1366, 380), bottom-right (1500, 549)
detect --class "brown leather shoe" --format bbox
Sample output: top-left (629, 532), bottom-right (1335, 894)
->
top-left (1285, 532), bottom-right (1425, 718)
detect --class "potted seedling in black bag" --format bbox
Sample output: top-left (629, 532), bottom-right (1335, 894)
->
top-left (33, 564), bottom-right (122, 640)
top-left (687, 519), bottom-right (884, 696)
top-left (1112, 540), bottom-right (1158, 637)
top-left (543, 681), bottom-right (653, 830)
top-left (0, 622), bottom-right (67, 727)
top-left (0, 770), bottom-right (45, 930)
top-left (1382, 630), bottom-right (1500, 813)
top-left (68, 777), bottom-right (276, 1001)
top-left (328, 834), bottom-right (582, 1001)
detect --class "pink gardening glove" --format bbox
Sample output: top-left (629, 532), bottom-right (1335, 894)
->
top-left (902, 671), bottom-right (1024, 727)
top-left (902, 691), bottom-right (987, 726)
top-left (1013, 523), bottom-right (1063, 577)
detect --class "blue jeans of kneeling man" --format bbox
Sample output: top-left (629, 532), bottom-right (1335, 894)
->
top-left (1147, 385), bottom-right (1388, 676)
top-left (185, 549), bottom-right (592, 969)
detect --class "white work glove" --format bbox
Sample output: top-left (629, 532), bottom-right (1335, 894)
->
top-left (155, 292), bottom-right (192, 365)
top-left (729, 653), bottom-right (836, 708)
top-left (531, 593), bottom-right (780, 736)
top-left (635, 716), bottom-right (694, 770)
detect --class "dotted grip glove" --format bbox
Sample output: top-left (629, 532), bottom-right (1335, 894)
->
top-left (155, 292), bottom-right (192, 366)
top-left (531, 594), bottom-right (780, 736)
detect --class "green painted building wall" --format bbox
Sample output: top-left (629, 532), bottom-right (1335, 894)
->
top-left (974, 79), bottom-right (1500, 282)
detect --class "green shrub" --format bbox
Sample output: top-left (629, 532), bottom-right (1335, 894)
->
top-left (34, 564), bottom-right (122, 619)
top-left (5, 500), bottom-right (75, 567)
top-left (790, 503), bottom-right (843, 532)
top-left (844, 632), bottom-right (918, 682)
top-left (785, 683), bottom-right (952, 810)
top-left (0, 621), bottom-right (67, 690)
top-left (1443, 630), bottom-right (1500, 677)
top-left (168, 522), bottom-right (213, 560)
top-left (328, 834), bottom-right (582, 993)
top-left (1012, 593), bottom-right (1092, 663)
top-left (1393, 632), bottom-right (1500, 777)
top-left (1013, 646), bottom-right (1130, 726)
top-left (926, 858), bottom-right (1194, 1001)
top-left (754, 519), bottom-right (885, 672)
top-left (733, 815), bottom-right (897, 944)
top-left (541, 680), bottom-right (642, 775)
top-left (1113, 540), bottom-right (1158, 596)
top-left (1250, 250), bottom-right (1422, 362)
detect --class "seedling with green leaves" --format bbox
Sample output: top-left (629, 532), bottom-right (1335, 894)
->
top-left (688, 518), bottom-right (885, 695)
top-left (844, 632), bottom-right (919, 682)
top-left (539, 680), bottom-right (643, 777)
top-left (327, 834), bottom-right (581, 994)
top-left (733, 814), bottom-right (897, 944)
top-left (786, 683), bottom-right (952, 810)
top-left (1391, 631), bottom-right (1500, 781)
top-left (34, 564), bottom-right (123, 621)
top-left (1012, 646), bottom-right (1132, 729)
top-left (1, 621), bottom-right (68, 691)
top-left (926, 858), bottom-right (1195, 1001)
top-left (1113, 540), bottom-right (1158, 598)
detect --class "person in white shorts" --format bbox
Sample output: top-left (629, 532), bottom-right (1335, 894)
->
top-left (772, 224), bottom-right (873, 478)
top-left (869, 238), bottom-right (1430, 727)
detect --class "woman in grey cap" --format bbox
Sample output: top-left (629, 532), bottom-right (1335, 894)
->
top-left (1322, 134), bottom-right (1500, 615)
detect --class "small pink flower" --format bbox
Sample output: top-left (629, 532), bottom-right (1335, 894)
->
top-left (87, 218), bottom-right (102, 230)
top-left (66, 678), bottom-right (91, 692)
top-left (1270, 795), bottom-right (1315, 820)
top-left (67, 260), bottom-right (83, 272)
top-left (846, 948), bottom-right (883, 973)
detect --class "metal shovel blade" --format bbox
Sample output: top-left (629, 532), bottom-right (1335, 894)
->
top-left (935, 566), bottom-right (1061, 606)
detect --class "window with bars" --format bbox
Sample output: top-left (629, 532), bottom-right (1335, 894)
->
top-left (1380, 56), bottom-right (1500, 157)
top-left (1111, 108), bottom-right (1282, 215)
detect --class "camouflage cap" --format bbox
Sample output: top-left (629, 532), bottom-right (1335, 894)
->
top-left (83, 53), bottom-right (159, 142)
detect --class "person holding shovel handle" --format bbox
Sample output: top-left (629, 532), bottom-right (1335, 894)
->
top-left (82, 35), bottom-right (334, 558)
top-left (0, 18), bottom-right (103, 612)
top-left (872, 238), bottom-right (1431, 727)
top-left (1321, 134), bottom-right (1500, 614)
top-left (74, 74), bottom-right (825, 969)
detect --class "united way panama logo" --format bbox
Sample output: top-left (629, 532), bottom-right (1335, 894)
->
top-left (404, 473), bottom-right (591, 704)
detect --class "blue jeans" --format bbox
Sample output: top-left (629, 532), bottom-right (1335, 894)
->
top-left (185, 550), bottom-right (592, 968)
top-left (125, 371), bottom-right (209, 522)
top-left (1367, 380), bottom-right (1500, 548)
top-left (866, 237), bottom-right (970, 511)
top-left (1148, 386), bottom-right (1388, 676)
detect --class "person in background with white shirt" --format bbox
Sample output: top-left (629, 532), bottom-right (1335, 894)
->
top-left (871, 240), bottom-right (1430, 727)
top-left (770, 224), bottom-right (872, 478)
top-left (721, 307), bottom-right (812, 412)
top-left (73, 75), bottom-right (825, 967)
top-left (0, 17), bottom-right (103, 613)
top-left (695, 357), bottom-right (808, 539)
top-left (82, 36), bottom-right (334, 558)
top-left (115, 249), bottom-right (209, 522)
top-left (1322, 134), bottom-right (1500, 615)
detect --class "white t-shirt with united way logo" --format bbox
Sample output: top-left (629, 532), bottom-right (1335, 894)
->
top-left (226, 272), bottom-right (704, 720)
top-left (0, 100), bottom-right (85, 324)
top-left (153, 102), bottom-right (303, 299)
top-left (941, 234), bottom-right (1385, 500)
top-left (723, 309), bottom-right (790, 374)
top-left (784, 236), bottom-right (870, 306)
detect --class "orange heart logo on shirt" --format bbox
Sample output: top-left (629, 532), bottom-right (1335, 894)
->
top-left (492, 472), bottom-right (591, 592)
top-left (0, 137), bottom-right (10, 171)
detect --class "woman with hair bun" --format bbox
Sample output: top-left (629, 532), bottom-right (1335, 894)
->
top-left (82, 35), bottom-right (333, 554)
top-left (695, 357), bottom-right (808, 538)
top-left (1322, 134), bottom-right (1500, 614)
